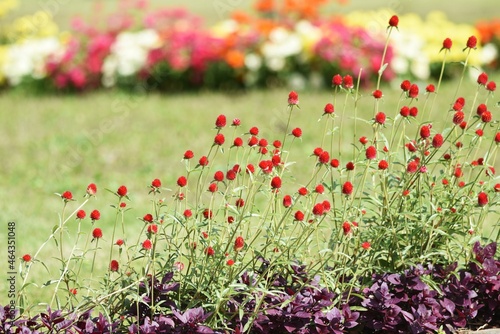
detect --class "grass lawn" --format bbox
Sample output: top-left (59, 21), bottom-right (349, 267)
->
top-left (0, 0), bottom-right (499, 308)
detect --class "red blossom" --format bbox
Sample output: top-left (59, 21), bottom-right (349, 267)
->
top-left (453, 111), bottom-right (465, 125)
top-left (61, 191), bottom-right (73, 201)
top-left (288, 91), bottom-right (299, 105)
top-left (291, 128), bottom-right (302, 138)
top-left (400, 106), bottom-right (410, 117)
top-left (249, 126), bottom-right (259, 135)
top-left (248, 136), bottom-right (258, 147)
top-left (362, 241), bottom-right (371, 250)
top-left (283, 195), bottom-right (292, 207)
top-left (76, 210), bottom-right (86, 219)
top-left (177, 176), bottom-right (187, 187)
top-left (232, 118), bottom-right (241, 126)
top-left (151, 178), bottom-right (161, 188)
top-left (226, 170), bottom-right (236, 180)
top-left (375, 112), bottom-right (386, 125)
top-left (332, 74), bottom-right (342, 86)
top-left (476, 129), bottom-right (483, 137)
top-left (409, 84), bottom-right (419, 99)
top-left (147, 224), bottom-right (158, 234)
top-left (294, 210), bottom-right (305, 221)
top-left (323, 103), bottom-right (334, 114)
top-left (115, 239), bottom-right (124, 246)
top-left (481, 111), bottom-right (492, 123)
top-left (143, 213), bottom-right (153, 223)
top-left (92, 228), bottom-right (103, 239)
top-left (273, 140), bottom-right (282, 148)
top-left (318, 151), bottom-right (330, 164)
top-left (486, 81), bottom-right (496, 92)
top-left (312, 203), bottom-right (325, 215)
top-left (142, 239), bottom-right (152, 250)
top-left (478, 192), bottom-right (488, 207)
top-left (183, 150), bottom-right (194, 159)
top-left (215, 114), bottom-right (227, 128)
top-left (110, 260), bottom-right (119, 272)
top-left (342, 222), bottom-right (351, 235)
top-left (365, 146), bottom-right (377, 160)
top-left (342, 181), bottom-right (353, 195)
top-left (205, 246), bottom-right (215, 256)
top-left (315, 184), bottom-right (325, 194)
top-left (234, 236), bottom-right (245, 252)
top-left (409, 107), bottom-right (418, 117)
top-left (233, 137), bottom-right (243, 147)
top-left (246, 164), bottom-right (255, 174)
top-left (359, 136), bottom-right (368, 145)
top-left (400, 80), bottom-right (411, 91)
top-left (420, 125), bottom-right (431, 139)
top-left (432, 134), bottom-right (444, 148)
top-left (117, 185), bottom-right (127, 197)
top-left (426, 84), bottom-right (435, 93)
top-left (330, 159), bottom-right (340, 168)
top-left (477, 72), bottom-right (488, 85)
top-left (203, 209), bottom-right (213, 219)
top-left (442, 38), bottom-right (452, 50)
top-left (407, 160), bottom-right (419, 173)
top-left (90, 209), bottom-right (101, 221)
top-left (214, 133), bottom-right (225, 145)
top-left (378, 160), bottom-right (389, 170)
top-left (466, 35), bottom-right (477, 49)
top-left (343, 75), bottom-right (354, 89)
top-left (86, 183), bottom-right (97, 196)
top-left (388, 15), bottom-right (399, 27)
top-left (199, 156), bottom-right (209, 166)
top-left (271, 176), bottom-right (282, 189)
top-left (346, 162), bottom-right (355, 170)
top-left (22, 254), bottom-right (31, 262)
top-left (372, 89), bottom-right (383, 99)
top-left (477, 104), bottom-right (487, 116)
top-left (495, 132), bottom-right (500, 143)
top-left (235, 198), bottom-right (245, 208)
top-left (183, 209), bottom-right (192, 218)
top-left (226, 259), bottom-right (234, 266)
top-left (208, 183), bottom-right (217, 193)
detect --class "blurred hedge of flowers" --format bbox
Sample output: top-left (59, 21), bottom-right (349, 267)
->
top-left (0, 0), bottom-right (497, 92)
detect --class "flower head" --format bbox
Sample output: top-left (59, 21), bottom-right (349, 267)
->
top-left (234, 236), bottom-right (244, 252)
top-left (478, 192), bottom-right (488, 207)
top-left (110, 260), bottom-right (119, 272)
top-left (86, 183), bottom-right (97, 196)
top-left (288, 91), bottom-right (299, 106)
top-left (142, 239), bottom-right (152, 250)
top-left (466, 35), bottom-right (477, 49)
top-left (388, 15), bottom-right (399, 28)
top-left (342, 181), bottom-right (353, 195)
top-left (323, 103), bottom-right (334, 115)
top-left (183, 150), bottom-right (194, 159)
top-left (92, 228), bottom-right (103, 239)
top-left (76, 210), bottom-right (86, 220)
top-left (442, 38), bottom-right (452, 51)
top-left (117, 185), bottom-right (127, 198)
top-left (22, 254), bottom-right (31, 262)
top-left (61, 191), bottom-right (73, 202)
top-left (374, 112), bottom-right (386, 125)
top-left (215, 114), bottom-right (227, 128)
top-left (365, 146), bottom-right (377, 160)
top-left (271, 176), bottom-right (282, 189)
top-left (90, 209), bottom-right (101, 221)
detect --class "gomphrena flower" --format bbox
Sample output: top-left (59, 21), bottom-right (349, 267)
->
top-left (177, 176), bottom-right (187, 187)
top-left (76, 209), bottom-right (86, 219)
top-left (142, 239), bottom-right (152, 250)
top-left (92, 228), bottom-right (103, 239)
top-left (86, 183), bottom-right (97, 196)
top-left (109, 260), bottom-right (119, 272)
top-left (388, 15), bottom-right (399, 28)
top-left (61, 191), bottom-right (73, 202)
top-left (288, 91), bottom-right (299, 106)
top-left (90, 209), bottom-right (101, 221)
top-left (332, 74), bottom-right (342, 86)
top-left (365, 146), bottom-right (377, 160)
top-left (271, 176), bottom-right (282, 189)
top-left (374, 112), bottom-right (386, 125)
top-left (372, 89), bottom-right (383, 99)
top-left (183, 150), bottom-right (194, 159)
top-left (283, 195), bottom-right (292, 207)
top-left (214, 133), bottom-right (225, 146)
top-left (478, 192), bottom-right (488, 207)
top-left (342, 181), bottom-right (353, 195)
top-left (292, 127), bottom-right (302, 138)
top-left (432, 134), bottom-right (444, 148)
top-left (22, 254), bottom-right (31, 262)
top-left (323, 103), bottom-right (334, 115)
top-left (441, 37), bottom-right (452, 51)
top-left (466, 35), bottom-right (477, 49)
top-left (151, 178), bottom-right (161, 188)
top-left (477, 72), bottom-right (488, 85)
top-left (117, 185), bottom-right (128, 198)
top-left (215, 114), bottom-right (226, 128)
top-left (234, 236), bottom-right (244, 252)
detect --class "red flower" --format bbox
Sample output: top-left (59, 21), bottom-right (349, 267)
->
top-left (177, 176), bottom-right (187, 187)
top-left (22, 254), bottom-right (31, 262)
top-left (466, 35), bottom-right (477, 49)
top-left (388, 15), bottom-right (399, 27)
top-left (202, 231), bottom-right (208, 239)
top-left (459, 121), bottom-right (467, 130)
top-left (400, 106), bottom-right (410, 117)
top-left (258, 138), bottom-right (268, 147)
top-left (478, 192), bottom-right (488, 207)
top-left (147, 224), bottom-right (158, 234)
top-left (409, 84), bottom-right (419, 99)
top-left (372, 89), bottom-right (383, 99)
top-left (420, 125), bottom-right (431, 139)
top-left (76, 210), bottom-right (86, 219)
top-left (374, 112), bottom-right (386, 125)
top-left (233, 137), bottom-right (243, 147)
top-left (378, 160), bottom-right (389, 170)
top-left (226, 259), bottom-right (235, 266)
top-left (214, 133), bottom-right (225, 146)
top-left (432, 134), bottom-right (444, 148)
top-left (454, 167), bottom-right (463, 178)
top-left (143, 213), bottom-right (153, 223)
top-left (199, 156), bottom-right (209, 166)
top-left (409, 107), bottom-right (418, 117)
top-left (228, 216), bottom-right (234, 224)
top-left (232, 118), bottom-right (241, 126)
top-left (249, 126), bottom-right (259, 135)
top-left (481, 111), bottom-right (492, 123)
top-left (477, 104), bottom-right (487, 116)
top-left (318, 151), bottom-right (330, 164)
top-left (86, 183), bottom-right (97, 196)
top-left (203, 209), bottom-right (213, 219)
top-left (486, 81), bottom-right (496, 92)
top-left (61, 191), bottom-right (73, 201)
top-left (342, 75), bottom-right (354, 89)
top-left (342, 181), bottom-right (353, 195)
top-left (494, 184), bottom-right (500, 192)
top-left (453, 111), bottom-right (465, 125)
top-left (246, 164), bottom-right (255, 174)
top-left (208, 182), bottom-right (219, 192)
top-left (110, 260), bottom-right (119, 272)
top-left (92, 228), bottom-right (103, 239)
top-left (271, 176), bottom-right (282, 189)
top-left (426, 84), bottom-right (435, 93)
top-left (400, 80), bottom-right (411, 91)
top-left (291, 127), bottom-right (302, 138)
top-left (70, 288), bottom-right (77, 295)
top-left (361, 241), bottom-right (371, 250)
top-left (315, 184), bottom-right (325, 194)
top-left (205, 246), bottom-right (215, 256)
top-left (407, 161), bottom-right (419, 173)
top-left (283, 195), bottom-right (292, 207)
top-left (442, 38), bottom-right (452, 50)
top-left (248, 136), bottom-right (258, 147)
top-left (475, 129), bottom-right (483, 137)
top-left (406, 141), bottom-right (417, 152)
top-left (151, 178), bottom-right (161, 188)
top-left (117, 185), bottom-right (127, 197)
top-left (288, 91), bottom-right (299, 105)
top-left (183, 150), bottom-right (194, 159)
top-left (322, 200), bottom-right (331, 212)
top-left (294, 210), bottom-right (305, 221)
top-left (477, 72), bottom-right (488, 85)
top-left (234, 236), bottom-right (245, 251)
top-left (273, 140), bottom-right (282, 148)
top-left (214, 171), bottom-right (224, 182)
top-left (342, 222), bottom-right (351, 235)
top-left (115, 239), bottom-right (124, 246)
top-left (235, 198), bottom-right (245, 208)
top-left (226, 170), bottom-right (236, 180)
top-left (183, 209), bottom-right (192, 218)
top-left (365, 146), bottom-right (377, 160)
top-left (120, 202), bottom-right (126, 208)
top-left (402, 189), bottom-right (410, 196)
top-left (142, 239), bottom-right (152, 250)
top-left (346, 162), bottom-right (355, 170)
top-left (313, 147), bottom-right (323, 156)
top-left (495, 132), bottom-right (500, 143)
top-left (332, 74), bottom-right (342, 86)
top-left (298, 187), bottom-right (308, 196)
top-left (90, 210), bottom-right (101, 221)
top-left (359, 136), bottom-right (368, 145)
top-left (215, 114), bottom-right (227, 128)
top-left (323, 103), bottom-right (334, 114)
top-left (312, 203), bottom-right (325, 216)
top-left (330, 159), bottom-right (340, 168)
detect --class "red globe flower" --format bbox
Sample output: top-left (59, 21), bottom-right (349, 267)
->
top-left (477, 72), bottom-right (488, 85)
top-left (271, 176), bottom-right (282, 189)
top-left (22, 254), bottom-right (31, 262)
top-left (288, 91), bottom-right (299, 105)
top-left (117, 185), bottom-right (127, 197)
top-left (143, 213), bottom-right (153, 223)
top-left (142, 239), bottom-right (152, 250)
top-left (183, 150), bottom-right (194, 159)
top-left (388, 15), bottom-right (399, 27)
top-left (342, 75), bottom-right (354, 89)
top-left (330, 159), bottom-right (340, 168)
top-left (298, 187), bottom-right (308, 196)
top-left (359, 136), bottom-right (368, 145)
top-left (365, 146), bottom-right (377, 160)
top-left (432, 134), bottom-right (444, 148)
top-left (342, 181), bottom-right (353, 195)
top-left (226, 259), bottom-right (235, 266)
top-left (115, 239), bottom-right (124, 246)
top-left (233, 137), bottom-right (243, 147)
top-left (151, 178), bottom-right (161, 188)
top-left (312, 203), bottom-right (325, 216)
top-left (92, 228), bottom-right (103, 239)
top-left (283, 195), bottom-right (292, 207)
top-left (76, 209), bottom-right (86, 220)
top-left (313, 147), bottom-right (323, 156)
top-left (407, 161), bottom-right (419, 173)
top-left (203, 209), bottom-right (213, 219)
top-left (332, 74), bottom-right (342, 86)
top-left (248, 136), bottom-right (258, 147)
top-left (481, 111), bottom-right (492, 123)
top-left (342, 222), bottom-right (351, 235)
top-left (199, 156), bottom-right (209, 166)
top-left (232, 118), bottom-right (241, 126)
top-left (294, 210), bottom-right (305, 221)
top-left (400, 106), bottom-right (410, 117)
top-left (110, 260), bottom-right (119, 272)
top-left (378, 160), bottom-right (389, 170)
top-left (214, 171), bottom-right (224, 182)
top-left (315, 184), bottom-right (325, 194)
top-left (235, 198), bottom-right (245, 208)
top-left (323, 103), bottom-right (334, 115)
top-left (234, 236), bottom-right (245, 252)
top-left (205, 246), bottom-right (215, 256)
top-left (486, 81), bottom-right (496, 92)
top-left (420, 125), bottom-right (431, 139)
top-left (246, 164), bottom-right (255, 174)
top-left (442, 38), bottom-right (452, 50)
top-left (214, 133), bottom-right (225, 146)
top-left (90, 209), bottom-right (101, 221)
top-left (426, 84), bottom-right (435, 93)
top-left (495, 132), bottom-right (500, 143)
top-left (61, 191), bottom-right (73, 201)
top-left (183, 209), bottom-right (192, 218)
top-left (215, 114), bottom-right (227, 128)
top-left (147, 224), bottom-right (158, 234)
top-left (475, 129), bottom-right (483, 137)
top-left (318, 151), bottom-right (330, 164)
top-left (291, 127), bottom-right (302, 138)
top-left (361, 241), bottom-right (371, 250)
top-left (208, 183), bottom-right (218, 193)
top-left (372, 89), bottom-right (383, 99)
top-left (477, 192), bottom-right (488, 207)
top-left (226, 169), bottom-right (236, 180)
top-left (374, 112), bottom-right (386, 125)
top-left (86, 183), bottom-right (97, 196)
top-left (346, 162), bottom-right (355, 170)
top-left (400, 80), bottom-right (411, 91)
top-left (466, 35), bottom-right (477, 49)
top-left (177, 176), bottom-right (187, 187)
top-left (409, 107), bottom-right (418, 117)
top-left (409, 84), bottom-right (419, 99)
top-left (249, 126), bottom-right (259, 135)
top-left (453, 111), bottom-right (465, 125)
top-left (477, 104), bottom-right (487, 116)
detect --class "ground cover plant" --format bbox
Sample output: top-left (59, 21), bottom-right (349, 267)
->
top-left (1, 12), bottom-right (499, 333)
